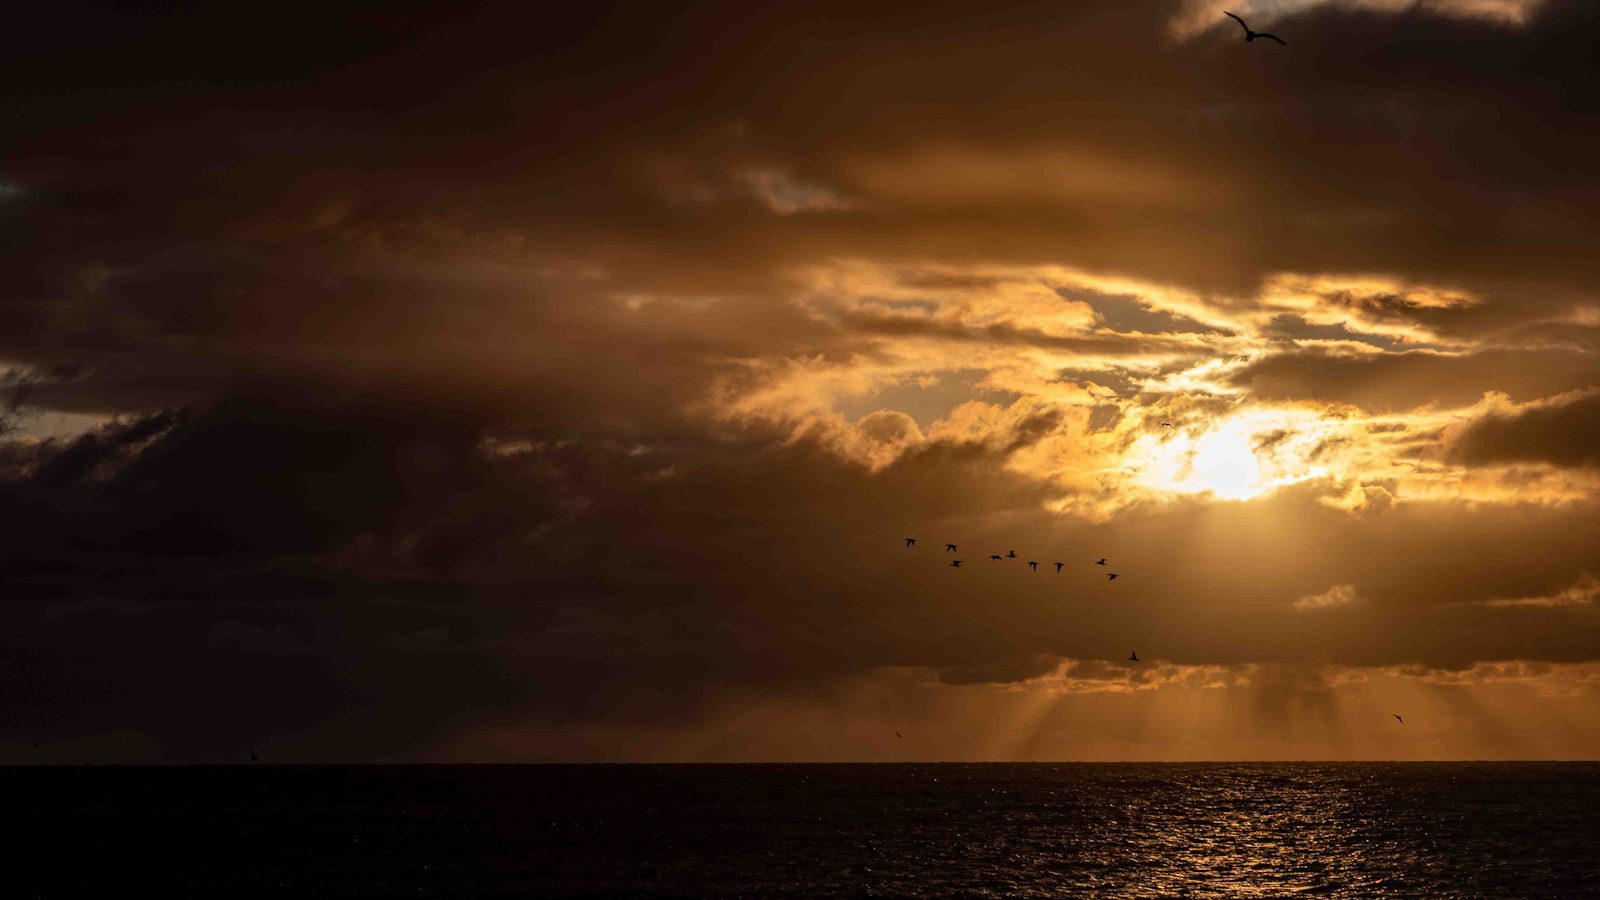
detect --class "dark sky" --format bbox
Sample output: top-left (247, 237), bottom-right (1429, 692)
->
top-left (5, 0), bottom-right (1600, 762)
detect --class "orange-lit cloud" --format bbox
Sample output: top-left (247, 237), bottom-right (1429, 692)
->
top-left (1169, 0), bottom-right (1548, 40)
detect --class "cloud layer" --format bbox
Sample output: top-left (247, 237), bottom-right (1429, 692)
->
top-left (4, 0), bottom-right (1600, 760)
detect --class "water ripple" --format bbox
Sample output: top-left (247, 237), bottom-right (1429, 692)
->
top-left (7, 762), bottom-right (1600, 897)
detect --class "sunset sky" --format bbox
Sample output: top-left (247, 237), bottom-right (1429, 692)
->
top-left (5, 0), bottom-right (1600, 762)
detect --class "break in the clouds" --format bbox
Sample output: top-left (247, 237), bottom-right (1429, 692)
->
top-left (4, 0), bottom-right (1600, 762)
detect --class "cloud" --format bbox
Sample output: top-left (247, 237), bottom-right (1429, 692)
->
top-left (1252, 274), bottom-right (1482, 346)
top-left (635, 152), bottom-right (857, 216)
top-left (1450, 389), bottom-right (1600, 468)
top-left (1170, 0), bottom-right (1549, 40)
top-left (1295, 583), bottom-right (1362, 610)
top-left (1478, 574), bottom-right (1600, 608)
top-left (1229, 347), bottom-right (1600, 411)
top-left (1390, 660), bottom-right (1600, 697)
top-left (736, 168), bottom-right (856, 215)
top-left (6, 0), bottom-right (1600, 760)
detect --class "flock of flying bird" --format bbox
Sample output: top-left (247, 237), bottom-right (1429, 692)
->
top-left (904, 538), bottom-right (1120, 581)
top-left (902, 538), bottom-right (1139, 662)
top-left (899, 532), bottom-right (1405, 723)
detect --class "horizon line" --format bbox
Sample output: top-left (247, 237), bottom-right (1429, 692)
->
top-left (7, 758), bottom-right (1600, 767)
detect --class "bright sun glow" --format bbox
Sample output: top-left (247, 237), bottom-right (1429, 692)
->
top-left (1127, 409), bottom-right (1342, 501)
top-left (1190, 428), bottom-right (1263, 499)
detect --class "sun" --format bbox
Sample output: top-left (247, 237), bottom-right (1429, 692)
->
top-left (1124, 410), bottom-right (1339, 502)
top-left (1189, 428), bottom-right (1263, 499)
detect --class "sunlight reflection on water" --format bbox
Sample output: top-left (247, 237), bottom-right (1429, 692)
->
top-left (8, 762), bottom-right (1599, 896)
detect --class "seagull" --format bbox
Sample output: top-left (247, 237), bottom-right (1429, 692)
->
top-left (1225, 11), bottom-right (1287, 45)
top-left (1006, 550), bottom-right (1018, 558)
top-left (1107, 573), bottom-right (1119, 581)
top-left (1393, 714), bottom-right (1404, 725)
top-left (1095, 558), bottom-right (1107, 565)
top-left (950, 560), bottom-right (964, 567)
top-left (1128, 651), bottom-right (1140, 662)
top-left (1026, 561), bottom-right (1039, 570)
top-left (1054, 562), bottom-right (1064, 573)
top-left (945, 543), bottom-right (958, 552)
top-left (989, 554), bottom-right (1004, 561)
top-left (905, 538), bottom-right (917, 548)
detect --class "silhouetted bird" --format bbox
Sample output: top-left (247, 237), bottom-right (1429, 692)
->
top-left (1162, 422), bottom-right (1174, 428)
top-left (950, 560), bottom-right (964, 567)
top-left (896, 732), bottom-right (904, 739)
top-left (1096, 558), bottom-right (1107, 565)
top-left (1128, 651), bottom-right (1140, 662)
top-left (1107, 573), bottom-right (1119, 581)
top-left (1026, 561), bottom-right (1039, 570)
top-left (946, 543), bottom-right (958, 552)
top-left (1225, 11), bottom-right (1286, 45)
top-left (1054, 562), bottom-right (1064, 573)
top-left (905, 538), bottom-right (917, 547)
top-left (250, 748), bottom-right (259, 762)
top-left (1006, 550), bottom-right (1018, 558)
top-left (1393, 714), bottom-right (1404, 725)
top-left (989, 554), bottom-right (1003, 561)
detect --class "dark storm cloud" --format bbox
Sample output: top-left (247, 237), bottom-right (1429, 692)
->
top-left (11, 1), bottom-right (1600, 343)
top-left (0, 389), bottom-right (522, 758)
top-left (0, 379), bottom-right (1077, 755)
top-left (5, 2), bottom-right (1598, 399)
top-left (1229, 347), bottom-right (1600, 410)
top-left (1452, 390), bottom-right (1600, 468)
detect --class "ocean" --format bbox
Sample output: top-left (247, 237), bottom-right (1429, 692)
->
top-left (9, 763), bottom-right (1599, 897)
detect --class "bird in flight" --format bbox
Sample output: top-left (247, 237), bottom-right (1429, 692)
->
top-left (950, 560), bottom-right (964, 567)
top-left (1107, 573), bottom-right (1119, 581)
top-left (250, 748), bottom-right (259, 762)
top-left (1006, 550), bottom-right (1018, 558)
top-left (1393, 714), bottom-right (1404, 725)
top-left (1026, 561), bottom-right (1039, 570)
top-left (1095, 558), bottom-right (1107, 566)
top-left (1225, 11), bottom-right (1286, 45)
top-left (1054, 562), bottom-right (1064, 573)
top-left (989, 554), bottom-right (1004, 561)
top-left (946, 543), bottom-right (958, 552)
top-left (1162, 422), bottom-right (1174, 428)
top-left (905, 538), bottom-right (917, 547)
top-left (896, 732), bottom-right (904, 739)
top-left (1128, 651), bottom-right (1140, 662)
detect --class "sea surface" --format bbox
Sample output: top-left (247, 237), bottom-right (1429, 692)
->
top-left (8, 762), bottom-right (1600, 897)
